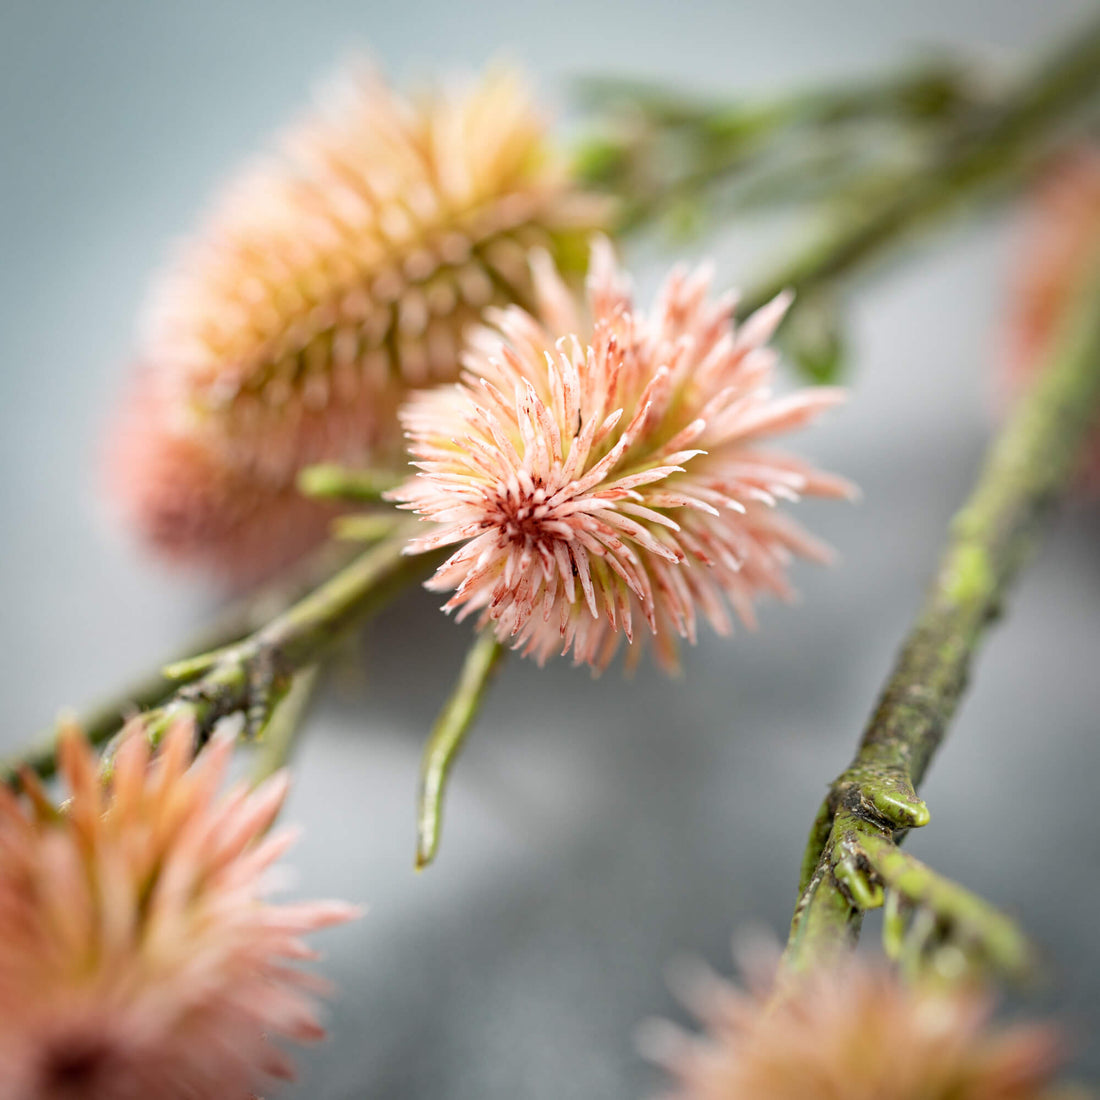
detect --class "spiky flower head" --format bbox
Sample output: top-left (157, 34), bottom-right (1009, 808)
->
top-left (391, 240), bottom-right (853, 671)
top-left (1007, 147), bottom-right (1100, 493)
top-left (0, 721), bottom-right (358, 1099)
top-left (112, 62), bottom-right (608, 579)
top-left (641, 953), bottom-right (1068, 1100)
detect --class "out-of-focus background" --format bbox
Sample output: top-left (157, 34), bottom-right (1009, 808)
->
top-left (3, 1), bottom-right (1099, 1095)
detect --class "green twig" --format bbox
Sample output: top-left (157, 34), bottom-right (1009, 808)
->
top-left (331, 514), bottom-right (403, 543)
top-left (10, 617), bottom-right (251, 783)
top-left (416, 632), bottom-right (507, 870)
top-left (784, 253), bottom-right (1100, 974)
top-left (739, 17), bottom-right (1100, 318)
top-left (298, 463), bottom-right (403, 502)
top-left (576, 59), bottom-right (975, 129)
top-left (5, 545), bottom-right (360, 784)
top-left (858, 828), bottom-right (1031, 976)
top-left (109, 526), bottom-right (440, 762)
top-left (792, 807), bottom-right (1032, 980)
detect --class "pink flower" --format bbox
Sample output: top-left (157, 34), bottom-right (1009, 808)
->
top-left (640, 952), bottom-right (1067, 1100)
top-left (0, 721), bottom-right (359, 1099)
top-left (105, 371), bottom-right (342, 585)
top-left (391, 241), bottom-right (853, 671)
top-left (110, 63), bottom-right (608, 581)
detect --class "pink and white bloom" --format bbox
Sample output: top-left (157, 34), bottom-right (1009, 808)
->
top-left (105, 370), bottom-right (342, 586)
top-left (391, 241), bottom-right (854, 671)
top-left (640, 952), bottom-right (1065, 1100)
top-left (0, 721), bottom-right (358, 1099)
top-left (140, 64), bottom-right (605, 479)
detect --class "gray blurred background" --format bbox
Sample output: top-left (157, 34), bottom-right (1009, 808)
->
top-left (2, 0), bottom-right (1099, 1095)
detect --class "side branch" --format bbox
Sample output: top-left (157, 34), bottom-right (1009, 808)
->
top-left (119, 527), bottom-right (440, 757)
top-left (416, 632), bottom-right (507, 869)
top-left (7, 544), bottom-right (363, 784)
top-left (785, 255), bottom-right (1100, 972)
top-left (739, 17), bottom-right (1100, 319)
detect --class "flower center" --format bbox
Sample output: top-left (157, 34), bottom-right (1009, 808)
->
top-left (494, 481), bottom-right (555, 545)
top-left (39, 1034), bottom-right (116, 1098)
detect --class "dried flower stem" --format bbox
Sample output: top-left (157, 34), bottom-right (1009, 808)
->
top-left (416, 632), bottom-right (507, 869)
top-left (331, 513), bottom-right (405, 543)
top-left (785, 253), bottom-right (1100, 974)
top-left (8, 603), bottom-right (275, 785)
top-left (737, 16), bottom-right (1100, 318)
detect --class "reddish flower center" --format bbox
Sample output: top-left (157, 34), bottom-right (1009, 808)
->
top-left (491, 481), bottom-right (558, 546)
top-left (39, 1034), bottom-right (117, 1098)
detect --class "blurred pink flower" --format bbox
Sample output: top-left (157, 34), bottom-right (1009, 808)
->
top-left (1006, 146), bottom-right (1100, 494)
top-left (640, 952), bottom-right (1067, 1100)
top-left (109, 63), bottom-right (608, 581)
top-left (105, 371), bottom-right (342, 585)
top-left (391, 240), bottom-right (853, 671)
top-left (0, 721), bottom-right (358, 1099)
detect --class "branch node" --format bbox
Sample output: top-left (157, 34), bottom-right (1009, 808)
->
top-left (833, 851), bottom-right (884, 911)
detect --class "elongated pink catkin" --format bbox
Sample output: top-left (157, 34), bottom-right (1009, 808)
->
top-left (109, 63), bottom-right (609, 583)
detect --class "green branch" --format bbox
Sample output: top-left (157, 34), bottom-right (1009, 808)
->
top-left (416, 632), bottom-right (506, 869)
top-left (576, 59), bottom-right (985, 233)
top-left (112, 527), bottom-right (440, 759)
top-left (739, 17), bottom-right (1100, 318)
top-left (5, 545), bottom-right (362, 784)
top-left (785, 253), bottom-right (1100, 974)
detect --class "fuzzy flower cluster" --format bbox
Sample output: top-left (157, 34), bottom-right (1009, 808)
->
top-left (641, 954), bottom-right (1068, 1100)
top-left (392, 241), bottom-right (853, 671)
top-left (109, 64), bottom-right (607, 583)
top-left (1007, 146), bottom-right (1100, 493)
top-left (108, 373), bottom-right (344, 584)
top-left (0, 721), bottom-right (357, 1099)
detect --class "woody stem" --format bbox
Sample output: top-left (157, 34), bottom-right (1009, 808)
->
top-left (784, 254), bottom-right (1100, 970)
